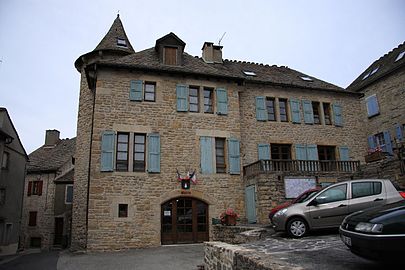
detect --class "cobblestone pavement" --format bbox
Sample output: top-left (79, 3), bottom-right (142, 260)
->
top-left (242, 231), bottom-right (392, 269)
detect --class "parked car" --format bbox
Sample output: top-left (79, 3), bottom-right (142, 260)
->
top-left (339, 199), bottom-right (405, 261)
top-left (272, 179), bottom-right (404, 238)
top-left (269, 187), bottom-right (321, 222)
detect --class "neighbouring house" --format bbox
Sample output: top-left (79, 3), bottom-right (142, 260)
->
top-left (70, 15), bottom-right (366, 251)
top-left (347, 42), bottom-right (405, 186)
top-left (0, 108), bottom-right (28, 255)
top-left (20, 130), bottom-right (75, 250)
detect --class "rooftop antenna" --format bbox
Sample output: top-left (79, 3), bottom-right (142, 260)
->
top-left (218, 32), bottom-right (226, 46)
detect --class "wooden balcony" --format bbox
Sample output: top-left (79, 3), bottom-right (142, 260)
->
top-left (243, 159), bottom-right (361, 178)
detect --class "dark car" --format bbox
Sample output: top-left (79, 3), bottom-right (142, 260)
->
top-left (339, 199), bottom-right (405, 261)
top-left (268, 187), bottom-right (321, 221)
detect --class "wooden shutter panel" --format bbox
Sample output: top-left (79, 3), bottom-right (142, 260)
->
top-left (339, 146), bottom-right (350, 161)
top-left (290, 99), bottom-right (301, 123)
top-left (306, 145), bottom-right (319, 160)
top-left (27, 181), bottom-right (32, 196)
top-left (176, 84), bottom-right (188, 111)
top-left (395, 124), bottom-right (403, 141)
top-left (255, 97), bottom-right (267, 121)
top-left (130, 80), bottom-right (143, 101)
top-left (228, 138), bottom-right (240, 174)
top-left (258, 144), bottom-right (270, 160)
top-left (200, 137), bottom-right (214, 174)
top-left (147, 133), bottom-right (161, 173)
top-left (101, 131), bottom-right (115, 172)
top-left (38, 181), bottom-right (43, 196)
top-left (367, 135), bottom-right (376, 150)
top-left (333, 104), bottom-right (343, 127)
top-left (366, 95), bottom-right (379, 117)
top-left (383, 131), bottom-right (393, 155)
top-left (302, 100), bottom-right (314, 124)
top-left (295, 144), bottom-right (307, 160)
top-left (216, 88), bottom-right (228, 115)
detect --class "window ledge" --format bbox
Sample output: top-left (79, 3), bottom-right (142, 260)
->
top-left (367, 112), bottom-right (380, 119)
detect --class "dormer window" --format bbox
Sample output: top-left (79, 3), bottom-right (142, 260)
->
top-left (164, 46), bottom-right (177, 65)
top-left (117, 38), bottom-right (127, 48)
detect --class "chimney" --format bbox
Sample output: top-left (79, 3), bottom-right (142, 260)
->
top-left (202, 42), bottom-right (223, 63)
top-left (45, 129), bottom-right (60, 146)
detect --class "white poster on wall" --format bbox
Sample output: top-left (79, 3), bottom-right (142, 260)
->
top-left (284, 177), bottom-right (317, 199)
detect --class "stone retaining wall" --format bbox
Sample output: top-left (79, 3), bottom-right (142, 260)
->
top-left (212, 225), bottom-right (272, 244)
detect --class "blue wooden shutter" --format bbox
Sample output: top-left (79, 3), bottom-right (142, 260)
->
top-left (383, 131), bottom-right (393, 155)
top-left (258, 144), bottom-right (270, 160)
top-left (295, 144), bottom-right (307, 160)
top-left (200, 137), bottom-right (214, 174)
top-left (339, 146), bottom-right (350, 161)
top-left (366, 95), bottom-right (379, 117)
top-left (228, 138), bottom-right (240, 174)
top-left (333, 104), bottom-right (343, 127)
top-left (147, 133), bottom-right (160, 173)
top-left (395, 124), bottom-right (403, 141)
top-left (290, 99), bottom-right (301, 123)
top-left (302, 100), bottom-right (314, 124)
top-left (130, 80), bottom-right (143, 101)
top-left (255, 97), bottom-right (267, 121)
top-left (367, 136), bottom-right (376, 150)
top-left (306, 145), bottom-right (319, 160)
top-left (176, 84), bottom-right (188, 111)
top-left (216, 88), bottom-right (228, 115)
top-left (101, 131), bottom-right (115, 172)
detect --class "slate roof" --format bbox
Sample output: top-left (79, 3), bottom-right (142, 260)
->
top-left (54, 167), bottom-right (74, 183)
top-left (347, 41), bottom-right (405, 92)
top-left (27, 137), bottom-right (76, 173)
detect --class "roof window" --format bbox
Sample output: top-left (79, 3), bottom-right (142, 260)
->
top-left (362, 72), bottom-right (370, 80)
top-left (117, 38), bottom-right (127, 48)
top-left (395, 51), bottom-right (405, 62)
top-left (300, 76), bottom-right (313, 82)
top-left (370, 66), bottom-right (379, 76)
top-left (243, 71), bottom-right (256, 76)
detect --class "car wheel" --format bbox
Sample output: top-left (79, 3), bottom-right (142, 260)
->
top-left (287, 218), bottom-right (308, 238)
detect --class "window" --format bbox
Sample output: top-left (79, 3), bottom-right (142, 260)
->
top-left (118, 204), bottom-right (128, 218)
top-left (323, 103), bottom-right (332, 125)
top-left (164, 47), bottom-right (177, 65)
top-left (116, 132), bottom-right (129, 171)
top-left (271, 144), bottom-right (291, 160)
top-left (29, 211), bottom-right (37, 226)
top-left (370, 66), bottom-right (379, 76)
top-left (375, 133), bottom-right (385, 149)
top-left (30, 237), bottom-right (41, 248)
top-left (215, 138), bottom-right (226, 173)
top-left (133, 134), bottom-right (146, 172)
top-left (0, 188), bottom-right (5, 205)
top-left (352, 182), bottom-right (382, 199)
top-left (318, 146), bottom-right (336, 161)
top-left (144, 82), bottom-right (156, 102)
top-left (300, 76), bottom-right (313, 82)
top-left (203, 88), bottom-right (214, 113)
top-left (365, 95), bottom-right (379, 117)
top-left (266, 97), bottom-right (276, 121)
top-left (395, 51), bottom-right (405, 62)
top-left (1, 152), bottom-right (9, 169)
top-left (312, 102), bottom-right (321, 124)
top-left (315, 184), bottom-right (347, 204)
top-left (189, 86), bottom-right (199, 112)
top-left (117, 38), bottom-right (127, 48)
top-left (243, 71), bottom-right (256, 76)
top-left (28, 181), bottom-right (43, 196)
top-left (279, 99), bottom-right (288, 122)
top-left (65, 185), bottom-right (73, 204)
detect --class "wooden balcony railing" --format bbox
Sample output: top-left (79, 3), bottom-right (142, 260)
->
top-left (243, 159), bottom-right (360, 178)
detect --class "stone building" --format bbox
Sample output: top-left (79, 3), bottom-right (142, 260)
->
top-left (347, 42), bottom-right (405, 186)
top-left (20, 130), bottom-right (75, 250)
top-left (71, 15), bottom-right (366, 251)
top-left (0, 108), bottom-right (28, 255)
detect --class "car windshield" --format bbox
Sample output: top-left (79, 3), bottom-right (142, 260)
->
top-left (300, 190), bottom-right (319, 203)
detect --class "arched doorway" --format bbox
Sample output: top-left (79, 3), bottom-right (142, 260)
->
top-left (161, 197), bottom-right (209, 244)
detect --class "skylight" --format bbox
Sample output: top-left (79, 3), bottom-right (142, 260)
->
top-left (370, 66), bottom-right (379, 75)
top-left (362, 72), bottom-right (370, 80)
top-left (117, 38), bottom-right (127, 47)
top-left (300, 76), bottom-right (313, 82)
top-left (243, 71), bottom-right (256, 76)
top-left (395, 51), bottom-right (405, 62)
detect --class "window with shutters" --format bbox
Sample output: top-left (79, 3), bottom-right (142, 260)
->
top-left (271, 144), bottom-right (291, 160)
top-left (312, 102), bottom-right (321, 124)
top-left (189, 86), bottom-right (199, 112)
top-left (164, 47), bottom-right (177, 65)
top-left (144, 82), bottom-right (156, 102)
top-left (133, 134), bottom-right (146, 172)
top-left (204, 88), bottom-right (214, 113)
top-left (365, 95), bottom-right (379, 118)
top-left (29, 211), bottom-right (37, 226)
top-left (318, 146), bottom-right (336, 161)
top-left (215, 138), bottom-right (226, 173)
top-left (323, 103), bottom-right (332, 125)
top-left (374, 133), bottom-right (385, 150)
top-left (279, 98), bottom-right (288, 122)
top-left (32, 181), bottom-right (42, 195)
top-left (116, 132), bottom-right (129, 172)
top-left (266, 97), bottom-right (276, 121)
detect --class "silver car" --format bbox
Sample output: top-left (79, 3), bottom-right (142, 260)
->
top-left (272, 179), bottom-right (404, 238)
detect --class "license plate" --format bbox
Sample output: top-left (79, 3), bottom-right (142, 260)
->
top-left (341, 235), bottom-right (352, 246)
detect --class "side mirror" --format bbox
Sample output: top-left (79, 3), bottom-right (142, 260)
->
top-left (307, 199), bottom-right (319, 207)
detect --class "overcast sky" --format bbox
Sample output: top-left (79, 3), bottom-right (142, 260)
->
top-left (0, 0), bottom-right (404, 154)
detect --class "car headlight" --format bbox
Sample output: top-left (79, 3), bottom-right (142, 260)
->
top-left (354, 222), bottom-right (383, 233)
top-left (273, 208), bottom-right (288, 218)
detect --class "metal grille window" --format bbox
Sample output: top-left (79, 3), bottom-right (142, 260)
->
top-left (215, 138), bottom-right (226, 173)
top-left (116, 132), bottom-right (129, 171)
top-left (266, 97), bottom-right (276, 121)
top-left (323, 103), bottom-right (332, 125)
top-left (279, 98), bottom-right (288, 122)
top-left (312, 102), bottom-right (321, 124)
top-left (144, 82), bottom-right (156, 102)
top-left (189, 87), bottom-right (199, 112)
top-left (204, 88), bottom-right (214, 113)
top-left (133, 134), bottom-right (146, 172)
